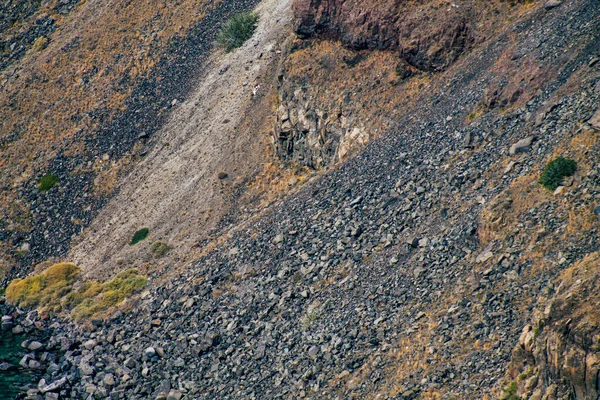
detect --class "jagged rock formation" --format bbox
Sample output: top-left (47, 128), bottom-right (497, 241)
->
top-left (275, 0), bottom-right (534, 170)
top-left (292, 0), bottom-right (510, 72)
top-left (507, 252), bottom-right (600, 400)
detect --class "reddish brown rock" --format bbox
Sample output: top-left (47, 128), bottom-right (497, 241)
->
top-left (292, 0), bottom-right (477, 71)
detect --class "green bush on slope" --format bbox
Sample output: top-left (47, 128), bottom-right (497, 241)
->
top-left (216, 12), bottom-right (259, 52)
top-left (539, 157), bottom-right (576, 191)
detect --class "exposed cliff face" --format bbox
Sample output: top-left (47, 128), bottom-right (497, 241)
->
top-left (275, 0), bottom-right (534, 171)
top-left (507, 252), bottom-right (600, 400)
top-left (292, 0), bottom-right (495, 72)
top-left (274, 41), bottom-right (403, 169)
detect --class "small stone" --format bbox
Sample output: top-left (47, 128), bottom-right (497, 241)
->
top-left (418, 237), bottom-right (429, 247)
top-left (18, 242), bottom-right (30, 253)
top-left (103, 373), bottom-right (115, 386)
top-left (416, 186), bottom-right (426, 195)
top-left (413, 266), bottom-right (425, 278)
top-left (593, 205), bottom-right (600, 217)
top-left (254, 343), bottom-right (266, 360)
top-left (79, 363), bottom-right (94, 375)
top-left (0, 362), bottom-right (16, 371)
top-left (504, 161), bottom-right (517, 174)
top-left (349, 196), bottom-right (363, 206)
top-left (167, 390), bottom-right (183, 400)
top-left (12, 325), bottom-right (24, 334)
top-left (389, 256), bottom-right (399, 266)
top-left (273, 234), bottom-right (284, 244)
top-left (308, 345), bottom-right (319, 359)
top-left (476, 250), bottom-right (494, 263)
top-left (28, 341), bottom-right (43, 351)
top-left (151, 319), bottom-right (162, 326)
top-left (300, 290), bottom-right (309, 298)
top-left (553, 186), bottom-right (565, 195)
top-left (509, 136), bottom-right (534, 155)
top-left (464, 131), bottom-right (473, 148)
top-left (39, 377), bottom-right (67, 393)
top-left (407, 237), bottom-right (420, 248)
top-left (217, 172), bottom-right (228, 180)
top-left (544, 0), bottom-right (562, 9)
top-left (288, 177), bottom-right (299, 186)
top-left (83, 339), bottom-right (97, 350)
top-left (145, 347), bottom-right (157, 358)
top-left (589, 109), bottom-right (600, 130)
top-left (590, 57), bottom-right (600, 68)
top-left (173, 358), bottom-right (185, 367)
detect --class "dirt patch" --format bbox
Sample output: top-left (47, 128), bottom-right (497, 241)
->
top-left (67, 0), bottom-right (294, 279)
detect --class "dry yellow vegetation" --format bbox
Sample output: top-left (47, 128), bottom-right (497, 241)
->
top-left (5, 262), bottom-right (146, 321)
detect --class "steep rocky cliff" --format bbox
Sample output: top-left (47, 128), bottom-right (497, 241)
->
top-left (291, 0), bottom-right (530, 72)
top-left (274, 0), bottom-right (535, 170)
top-left (507, 252), bottom-right (600, 400)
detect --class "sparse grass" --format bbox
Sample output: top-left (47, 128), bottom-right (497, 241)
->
top-left (216, 12), bottom-right (258, 52)
top-left (70, 269), bottom-right (147, 321)
top-left (37, 174), bottom-right (59, 191)
top-left (150, 241), bottom-right (171, 257)
top-left (5, 263), bottom-right (146, 321)
top-left (6, 263), bottom-right (81, 311)
top-left (130, 228), bottom-right (149, 245)
top-left (466, 105), bottom-right (485, 124)
top-left (539, 156), bottom-right (576, 191)
top-left (32, 36), bottom-right (48, 51)
top-left (501, 381), bottom-right (520, 400)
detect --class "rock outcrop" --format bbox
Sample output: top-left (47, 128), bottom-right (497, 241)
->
top-left (292, 0), bottom-right (482, 72)
top-left (507, 252), bottom-right (600, 400)
top-left (278, 0), bottom-right (537, 170)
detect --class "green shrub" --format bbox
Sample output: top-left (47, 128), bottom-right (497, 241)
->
top-left (539, 157), bottom-right (576, 191)
top-left (150, 241), bottom-right (171, 257)
top-left (216, 12), bottom-right (259, 52)
top-left (38, 174), bottom-right (59, 191)
top-left (130, 228), bottom-right (149, 245)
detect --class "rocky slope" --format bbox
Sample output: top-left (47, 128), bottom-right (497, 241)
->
top-left (2, 0), bottom-right (600, 399)
top-left (0, 0), bottom-right (261, 282)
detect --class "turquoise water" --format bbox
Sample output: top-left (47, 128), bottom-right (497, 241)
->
top-left (0, 329), bottom-right (40, 399)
